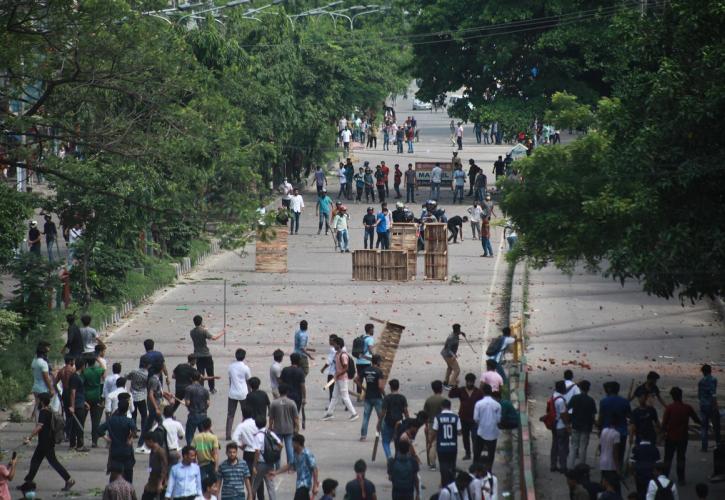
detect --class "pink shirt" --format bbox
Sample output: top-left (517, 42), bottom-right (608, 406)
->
top-left (480, 370), bottom-right (504, 393)
top-left (0, 464), bottom-right (11, 500)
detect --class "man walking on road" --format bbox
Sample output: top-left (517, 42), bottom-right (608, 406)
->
top-left (567, 380), bottom-right (596, 469)
top-left (293, 320), bottom-right (315, 377)
top-left (323, 337), bottom-right (358, 421)
top-left (353, 323), bottom-right (375, 395)
top-left (441, 324), bottom-right (464, 389)
top-left (269, 383), bottom-right (299, 465)
top-left (190, 315), bottom-right (225, 394)
top-left (473, 383), bottom-right (501, 467)
top-left (430, 163), bottom-right (443, 201)
top-left (405, 163), bottom-right (416, 203)
top-left (433, 399), bottom-right (461, 487)
top-left (380, 379), bottom-right (409, 459)
top-left (698, 364), bottom-right (720, 451)
top-left (316, 189), bottom-right (333, 235)
top-left (357, 354), bottom-right (385, 441)
top-left (662, 386), bottom-right (701, 484)
top-left (424, 380), bottom-right (446, 470)
top-left (280, 353), bottom-right (306, 413)
top-left (550, 380), bottom-right (571, 473)
top-left (270, 434), bottom-right (320, 500)
top-left (226, 348), bottom-right (251, 440)
top-left (289, 188), bottom-right (304, 235)
top-left (449, 373), bottom-right (483, 460)
top-left (184, 372), bottom-right (210, 444)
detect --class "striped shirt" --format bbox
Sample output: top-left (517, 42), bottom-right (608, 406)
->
top-left (218, 459), bottom-right (250, 500)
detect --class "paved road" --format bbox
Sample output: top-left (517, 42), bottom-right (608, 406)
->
top-left (1, 96), bottom-right (518, 498)
top-left (527, 265), bottom-right (725, 498)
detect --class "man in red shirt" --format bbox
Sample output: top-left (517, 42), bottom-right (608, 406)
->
top-left (661, 386), bottom-right (701, 484)
top-left (380, 161), bottom-right (390, 197)
top-left (448, 373), bottom-right (484, 460)
top-left (393, 164), bottom-right (402, 199)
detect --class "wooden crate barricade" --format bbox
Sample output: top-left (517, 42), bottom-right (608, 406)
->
top-left (379, 250), bottom-right (408, 281)
top-left (424, 222), bottom-right (448, 254)
top-left (390, 223), bottom-right (418, 251)
top-left (424, 252), bottom-right (448, 280)
top-left (372, 318), bottom-right (406, 384)
top-left (255, 227), bottom-right (288, 273)
top-left (406, 250), bottom-right (417, 281)
top-left (352, 250), bottom-right (380, 281)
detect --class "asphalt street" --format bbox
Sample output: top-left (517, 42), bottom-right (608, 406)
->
top-left (1, 97), bottom-right (516, 498)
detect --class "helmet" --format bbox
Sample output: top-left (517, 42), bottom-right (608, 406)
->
top-left (335, 201), bottom-right (342, 206)
top-left (396, 202), bottom-right (404, 209)
top-left (367, 207), bottom-right (374, 213)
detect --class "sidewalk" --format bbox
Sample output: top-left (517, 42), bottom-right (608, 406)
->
top-left (526, 265), bottom-right (725, 498)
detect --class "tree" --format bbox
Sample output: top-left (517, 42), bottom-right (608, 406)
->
top-left (0, 184), bottom-right (33, 268)
top-left (502, 1), bottom-right (725, 300)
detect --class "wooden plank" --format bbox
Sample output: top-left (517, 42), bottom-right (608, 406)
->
top-left (390, 223), bottom-right (418, 252)
top-left (255, 227), bottom-right (288, 273)
top-left (423, 222), bottom-right (448, 254)
top-left (352, 250), bottom-right (380, 281)
top-left (370, 318), bottom-right (406, 384)
top-left (406, 250), bottom-right (417, 281)
top-left (424, 252), bottom-right (448, 280)
top-left (379, 250), bottom-right (408, 281)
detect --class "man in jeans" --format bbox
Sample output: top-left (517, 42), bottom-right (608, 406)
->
top-left (404, 163), bottom-right (416, 203)
top-left (698, 363), bottom-right (720, 451)
top-left (269, 384), bottom-right (299, 465)
top-left (289, 188), bottom-right (304, 235)
top-left (379, 379), bottom-right (409, 459)
top-left (430, 163), bottom-right (442, 201)
top-left (550, 380), bottom-right (570, 472)
top-left (567, 380), bottom-right (596, 469)
top-left (184, 372), bottom-right (210, 444)
top-left (357, 355), bottom-right (385, 441)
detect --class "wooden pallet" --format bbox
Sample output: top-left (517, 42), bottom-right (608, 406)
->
top-left (424, 222), bottom-right (448, 254)
top-left (424, 251), bottom-right (448, 280)
top-left (370, 317), bottom-right (406, 384)
top-left (390, 223), bottom-right (418, 251)
top-left (352, 249), bottom-right (380, 281)
top-left (380, 250), bottom-right (408, 281)
top-left (406, 250), bottom-right (417, 280)
top-left (255, 227), bottom-right (288, 273)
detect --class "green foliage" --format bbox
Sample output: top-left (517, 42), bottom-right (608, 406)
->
top-left (0, 185), bottom-right (33, 268)
top-left (8, 253), bottom-right (60, 336)
top-left (471, 97), bottom-right (546, 141)
top-left (0, 310), bottom-right (22, 350)
top-left (544, 92), bottom-right (594, 131)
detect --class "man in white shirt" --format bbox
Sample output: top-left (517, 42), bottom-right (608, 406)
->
top-left (430, 163), bottom-right (443, 201)
top-left (102, 363), bottom-right (122, 401)
top-left (468, 461), bottom-right (498, 500)
top-left (456, 122), bottom-right (464, 150)
top-left (226, 348), bottom-right (251, 441)
top-left (600, 417), bottom-right (621, 491)
top-left (79, 314), bottom-right (98, 354)
top-left (473, 383), bottom-right (501, 468)
top-left (161, 405), bottom-right (185, 465)
top-left (232, 409), bottom-right (263, 498)
top-left (646, 462), bottom-right (679, 500)
top-left (323, 337), bottom-right (358, 421)
top-left (563, 370), bottom-right (581, 406)
top-left (340, 128), bottom-right (352, 156)
top-left (550, 381), bottom-right (570, 473)
top-left (105, 377), bottom-right (134, 418)
top-left (289, 188), bottom-right (304, 235)
top-left (439, 471), bottom-right (473, 500)
top-left (467, 202), bottom-right (483, 240)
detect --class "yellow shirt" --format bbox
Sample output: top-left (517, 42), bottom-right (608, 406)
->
top-left (191, 431), bottom-right (220, 466)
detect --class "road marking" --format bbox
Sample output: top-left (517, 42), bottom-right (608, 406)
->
top-left (480, 228), bottom-right (506, 371)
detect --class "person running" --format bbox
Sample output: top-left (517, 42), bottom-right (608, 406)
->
top-left (434, 399), bottom-right (461, 487)
top-left (21, 393), bottom-right (75, 491)
top-left (323, 337), bottom-right (358, 421)
top-left (190, 315), bottom-right (225, 394)
top-left (316, 189), bottom-right (333, 235)
top-left (184, 372), bottom-right (210, 444)
top-left (357, 354), bottom-right (385, 441)
top-left (473, 383), bottom-right (501, 467)
top-left (217, 442), bottom-right (252, 500)
top-left (441, 324), bottom-right (464, 389)
top-left (345, 459), bottom-right (376, 500)
top-left (269, 434), bottom-right (319, 500)
top-left (387, 440), bottom-right (420, 500)
top-left (423, 380), bottom-right (446, 470)
top-left (380, 379), bottom-right (409, 459)
top-left (165, 446), bottom-right (203, 500)
top-left (449, 373), bottom-right (484, 460)
top-left (226, 348), bottom-right (251, 440)
top-left (662, 386), bottom-right (701, 484)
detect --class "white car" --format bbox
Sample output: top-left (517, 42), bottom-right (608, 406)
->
top-left (413, 99), bottom-right (433, 110)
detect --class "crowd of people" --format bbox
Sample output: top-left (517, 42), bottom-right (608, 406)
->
top-left (336, 114), bottom-right (419, 156)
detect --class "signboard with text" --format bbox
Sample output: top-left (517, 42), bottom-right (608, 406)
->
top-left (415, 162), bottom-right (454, 186)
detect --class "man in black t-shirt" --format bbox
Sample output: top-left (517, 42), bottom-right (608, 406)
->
top-left (63, 314), bottom-right (84, 359)
top-left (357, 355), bottom-right (385, 441)
top-left (244, 376), bottom-right (270, 422)
top-left (362, 207), bottom-right (377, 250)
top-left (567, 380), bottom-right (597, 470)
top-left (23, 393), bottom-right (75, 490)
top-left (28, 220), bottom-right (42, 256)
top-left (630, 393), bottom-right (660, 444)
top-left (280, 353), bottom-right (306, 411)
top-left (380, 379), bottom-right (409, 459)
top-left (446, 215), bottom-right (468, 243)
top-left (345, 459), bottom-right (376, 500)
top-left (493, 156), bottom-right (505, 179)
top-left (172, 354), bottom-right (199, 412)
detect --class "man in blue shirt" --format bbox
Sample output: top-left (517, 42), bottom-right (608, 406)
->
top-left (270, 434), bottom-right (319, 500)
top-left (316, 189), bottom-right (333, 235)
top-left (433, 399), bottom-right (462, 487)
top-left (354, 323), bottom-right (375, 396)
top-left (597, 381), bottom-right (631, 466)
top-left (375, 206), bottom-right (389, 249)
top-left (166, 446), bottom-right (202, 499)
top-left (98, 399), bottom-right (137, 483)
top-left (698, 363), bottom-right (720, 451)
top-left (293, 320), bottom-right (315, 376)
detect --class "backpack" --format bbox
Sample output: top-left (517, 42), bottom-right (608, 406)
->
top-left (653, 477), bottom-right (675, 500)
top-left (261, 430), bottom-right (282, 464)
top-left (388, 455), bottom-right (415, 491)
top-left (485, 336), bottom-right (506, 357)
top-left (540, 396), bottom-right (563, 430)
top-left (352, 335), bottom-right (366, 359)
top-left (50, 411), bottom-right (65, 445)
top-left (344, 352), bottom-right (357, 379)
top-left (499, 403), bottom-right (520, 430)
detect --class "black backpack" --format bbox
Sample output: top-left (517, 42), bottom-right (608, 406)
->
top-left (262, 430), bottom-right (281, 464)
top-left (352, 335), bottom-right (366, 358)
top-left (485, 336), bottom-right (506, 357)
top-left (653, 477), bottom-right (675, 500)
top-left (345, 352), bottom-right (357, 379)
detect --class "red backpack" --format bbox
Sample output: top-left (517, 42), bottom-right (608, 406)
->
top-left (540, 396), bottom-right (564, 430)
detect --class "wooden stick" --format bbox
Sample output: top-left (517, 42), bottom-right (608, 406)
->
top-left (223, 279), bottom-right (227, 348)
